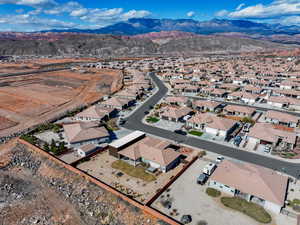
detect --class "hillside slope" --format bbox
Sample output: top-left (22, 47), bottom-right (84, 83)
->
top-left (0, 33), bottom-right (292, 56)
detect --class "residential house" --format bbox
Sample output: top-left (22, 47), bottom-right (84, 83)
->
top-left (74, 105), bottom-right (117, 122)
top-left (264, 110), bottom-right (299, 128)
top-left (63, 122), bottom-right (110, 148)
top-left (165, 96), bottom-right (188, 106)
top-left (160, 106), bottom-right (192, 122)
top-left (208, 160), bottom-right (288, 214)
top-left (248, 123), bottom-right (297, 150)
top-left (192, 100), bottom-right (221, 112)
top-left (186, 113), bottom-right (238, 138)
top-left (100, 97), bottom-right (135, 110)
top-left (109, 132), bottom-right (181, 173)
top-left (223, 105), bottom-right (256, 118)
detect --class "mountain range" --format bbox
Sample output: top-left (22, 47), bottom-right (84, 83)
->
top-left (0, 18), bottom-right (300, 56)
top-left (44, 18), bottom-right (300, 36)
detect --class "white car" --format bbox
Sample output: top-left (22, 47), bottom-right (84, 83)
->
top-left (216, 156), bottom-right (225, 163)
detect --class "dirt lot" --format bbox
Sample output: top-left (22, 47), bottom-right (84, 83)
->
top-left (0, 116), bottom-right (18, 130)
top-left (0, 58), bottom-right (99, 74)
top-left (0, 66), bottom-right (123, 138)
top-left (0, 141), bottom-right (163, 225)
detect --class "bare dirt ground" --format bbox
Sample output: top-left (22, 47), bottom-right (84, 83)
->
top-left (0, 66), bottom-right (123, 138)
top-left (0, 58), bottom-right (99, 74)
top-left (0, 116), bottom-right (18, 131)
top-left (0, 141), bottom-right (163, 225)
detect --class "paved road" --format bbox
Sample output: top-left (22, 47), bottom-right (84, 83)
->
top-left (123, 72), bottom-right (300, 178)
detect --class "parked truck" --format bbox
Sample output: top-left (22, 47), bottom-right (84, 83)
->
top-left (202, 163), bottom-right (217, 176)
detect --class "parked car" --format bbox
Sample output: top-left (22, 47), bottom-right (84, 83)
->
top-left (216, 156), bottom-right (225, 163)
top-left (243, 123), bottom-right (251, 132)
top-left (119, 119), bottom-right (126, 125)
top-left (197, 173), bottom-right (208, 185)
top-left (174, 130), bottom-right (187, 136)
top-left (234, 136), bottom-right (243, 146)
top-left (144, 111), bottom-right (150, 115)
top-left (202, 163), bottom-right (217, 176)
top-left (264, 145), bottom-right (272, 153)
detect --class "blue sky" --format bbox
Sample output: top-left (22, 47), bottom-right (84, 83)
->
top-left (0, 0), bottom-right (299, 31)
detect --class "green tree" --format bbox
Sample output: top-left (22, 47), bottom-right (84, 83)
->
top-left (43, 143), bottom-right (50, 152)
top-left (241, 117), bottom-right (255, 125)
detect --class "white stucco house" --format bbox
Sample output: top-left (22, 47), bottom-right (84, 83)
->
top-left (208, 160), bottom-right (288, 214)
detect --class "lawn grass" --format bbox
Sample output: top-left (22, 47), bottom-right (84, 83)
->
top-left (188, 130), bottom-right (204, 136)
top-left (146, 116), bottom-right (160, 123)
top-left (206, 188), bottom-right (221, 197)
top-left (221, 197), bottom-right (272, 224)
top-left (111, 160), bottom-right (156, 182)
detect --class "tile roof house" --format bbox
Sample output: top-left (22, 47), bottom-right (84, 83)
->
top-left (192, 100), bottom-right (221, 112)
top-left (224, 105), bottom-right (256, 118)
top-left (186, 113), bottom-right (238, 138)
top-left (74, 105), bottom-right (117, 122)
top-left (248, 123), bottom-right (297, 149)
top-left (264, 110), bottom-right (299, 128)
top-left (165, 96), bottom-right (188, 106)
top-left (111, 135), bottom-right (181, 173)
top-left (63, 122), bottom-right (110, 147)
top-left (228, 91), bottom-right (259, 104)
top-left (100, 96), bottom-right (135, 110)
top-left (208, 160), bottom-right (288, 214)
top-left (160, 106), bottom-right (192, 122)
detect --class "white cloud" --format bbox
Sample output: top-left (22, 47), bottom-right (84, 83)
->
top-left (0, 0), bottom-right (152, 31)
top-left (187, 11), bottom-right (195, 18)
top-left (70, 8), bottom-right (87, 17)
top-left (122, 10), bottom-right (151, 20)
top-left (0, 13), bottom-right (76, 31)
top-left (236, 3), bottom-right (245, 11)
top-left (227, 0), bottom-right (300, 19)
top-left (215, 9), bottom-right (229, 17)
top-left (44, 1), bottom-right (82, 15)
top-left (0, 0), bottom-right (57, 8)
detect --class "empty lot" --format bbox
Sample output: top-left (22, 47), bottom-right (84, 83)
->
top-left (0, 65), bottom-right (123, 138)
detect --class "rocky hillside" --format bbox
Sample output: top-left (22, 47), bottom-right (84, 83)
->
top-left (0, 33), bottom-right (292, 56)
top-left (0, 142), bottom-right (164, 225)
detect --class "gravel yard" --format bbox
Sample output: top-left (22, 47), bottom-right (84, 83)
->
top-left (77, 150), bottom-right (184, 203)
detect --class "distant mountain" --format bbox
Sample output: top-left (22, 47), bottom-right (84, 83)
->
top-left (43, 18), bottom-right (300, 36)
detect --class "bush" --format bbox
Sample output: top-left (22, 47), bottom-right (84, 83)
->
top-left (21, 134), bottom-right (38, 145)
top-left (221, 197), bottom-right (272, 224)
top-left (198, 151), bottom-right (206, 158)
top-left (206, 188), bottom-right (221, 197)
top-left (241, 117), bottom-right (255, 125)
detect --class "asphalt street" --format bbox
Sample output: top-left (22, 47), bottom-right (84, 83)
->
top-left (123, 72), bottom-right (300, 178)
